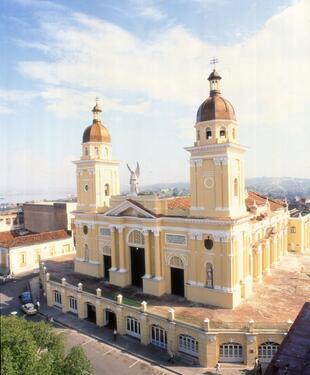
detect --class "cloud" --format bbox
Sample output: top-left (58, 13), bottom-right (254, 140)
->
top-left (9, 0), bottom-right (310, 180)
top-left (40, 88), bottom-right (150, 118)
top-left (0, 90), bottom-right (38, 115)
top-left (130, 0), bottom-right (166, 21)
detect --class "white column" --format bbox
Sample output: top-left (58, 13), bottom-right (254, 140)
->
top-left (110, 227), bottom-right (117, 270)
top-left (153, 229), bottom-right (162, 280)
top-left (118, 226), bottom-right (126, 272)
top-left (143, 229), bottom-right (151, 278)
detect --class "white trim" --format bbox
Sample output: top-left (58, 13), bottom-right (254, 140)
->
top-left (104, 200), bottom-right (156, 219)
top-left (165, 233), bottom-right (187, 246)
top-left (75, 220), bottom-right (232, 240)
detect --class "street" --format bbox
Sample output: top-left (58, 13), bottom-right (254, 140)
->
top-left (0, 276), bottom-right (174, 375)
top-left (1, 276), bottom-right (258, 375)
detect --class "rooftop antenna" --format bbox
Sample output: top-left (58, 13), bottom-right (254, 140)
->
top-left (210, 56), bottom-right (219, 70)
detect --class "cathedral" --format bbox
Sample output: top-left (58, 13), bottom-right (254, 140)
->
top-left (73, 69), bottom-right (309, 309)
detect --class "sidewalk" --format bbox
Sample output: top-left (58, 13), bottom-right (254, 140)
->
top-left (39, 302), bottom-right (255, 375)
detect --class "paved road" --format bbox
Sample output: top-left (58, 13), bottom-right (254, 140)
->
top-left (0, 276), bottom-right (173, 375)
top-left (1, 276), bottom-right (259, 375)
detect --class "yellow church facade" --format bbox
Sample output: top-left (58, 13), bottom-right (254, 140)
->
top-left (72, 71), bottom-right (309, 310)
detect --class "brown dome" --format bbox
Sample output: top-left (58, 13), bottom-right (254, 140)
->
top-left (196, 95), bottom-right (236, 122)
top-left (82, 121), bottom-right (111, 143)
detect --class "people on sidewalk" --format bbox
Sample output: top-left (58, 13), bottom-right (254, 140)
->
top-left (167, 349), bottom-right (174, 363)
top-left (215, 361), bottom-right (222, 374)
top-left (254, 357), bottom-right (262, 375)
top-left (113, 329), bottom-right (117, 342)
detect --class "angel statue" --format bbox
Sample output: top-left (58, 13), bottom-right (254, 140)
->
top-left (127, 162), bottom-right (140, 196)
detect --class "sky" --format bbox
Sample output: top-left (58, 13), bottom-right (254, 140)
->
top-left (1, 0), bottom-right (310, 199)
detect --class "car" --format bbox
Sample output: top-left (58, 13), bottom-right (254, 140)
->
top-left (19, 291), bottom-right (32, 304)
top-left (21, 303), bottom-right (38, 316)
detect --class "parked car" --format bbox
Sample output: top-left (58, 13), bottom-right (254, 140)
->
top-left (19, 291), bottom-right (32, 304)
top-left (21, 303), bottom-right (38, 316)
top-left (0, 274), bottom-right (13, 284)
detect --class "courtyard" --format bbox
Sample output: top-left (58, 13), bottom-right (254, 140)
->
top-left (43, 250), bottom-right (310, 328)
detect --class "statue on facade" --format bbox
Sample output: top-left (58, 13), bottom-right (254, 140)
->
top-left (127, 162), bottom-right (140, 196)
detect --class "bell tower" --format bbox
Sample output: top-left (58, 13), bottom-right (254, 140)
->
top-left (185, 69), bottom-right (247, 219)
top-left (73, 99), bottom-right (120, 212)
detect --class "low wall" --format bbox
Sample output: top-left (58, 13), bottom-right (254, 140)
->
top-left (39, 264), bottom-right (290, 368)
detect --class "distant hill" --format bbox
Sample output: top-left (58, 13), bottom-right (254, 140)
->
top-left (140, 178), bottom-right (310, 199)
top-left (246, 177), bottom-right (310, 199)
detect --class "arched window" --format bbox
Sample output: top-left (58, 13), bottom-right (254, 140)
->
top-left (84, 244), bottom-right (89, 262)
top-left (126, 317), bottom-right (141, 338)
top-left (206, 127), bottom-right (212, 139)
top-left (105, 147), bottom-right (109, 158)
top-left (220, 127), bottom-right (226, 138)
top-left (85, 147), bottom-right (88, 156)
top-left (178, 334), bottom-right (199, 357)
top-left (258, 342), bottom-right (279, 362)
top-left (234, 178), bottom-right (238, 197)
top-left (220, 342), bottom-right (243, 363)
top-left (151, 325), bottom-right (167, 349)
top-left (94, 146), bottom-right (99, 156)
top-left (104, 183), bottom-right (110, 196)
top-left (206, 263), bottom-right (214, 288)
top-left (128, 230), bottom-right (144, 246)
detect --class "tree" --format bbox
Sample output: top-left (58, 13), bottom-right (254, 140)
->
top-left (0, 316), bottom-right (93, 375)
top-left (63, 346), bottom-right (93, 375)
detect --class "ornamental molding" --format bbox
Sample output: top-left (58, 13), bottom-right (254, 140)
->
top-left (206, 335), bottom-right (217, 343)
top-left (190, 159), bottom-right (203, 167)
top-left (188, 232), bottom-right (203, 240)
top-left (247, 335), bottom-right (257, 343)
top-left (165, 251), bottom-right (188, 267)
top-left (103, 200), bottom-right (157, 219)
top-left (214, 156), bottom-right (228, 166)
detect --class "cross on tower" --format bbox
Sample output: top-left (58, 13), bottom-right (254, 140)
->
top-left (210, 56), bottom-right (219, 70)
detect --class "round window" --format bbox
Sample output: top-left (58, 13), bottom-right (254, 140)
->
top-left (83, 225), bottom-right (88, 235)
top-left (84, 184), bottom-right (89, 192)
top-left (204, 237), bottom-right (213, 250)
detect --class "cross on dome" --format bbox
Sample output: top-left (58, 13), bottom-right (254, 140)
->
top-left (210, 56), bottom-right (219, 70)
top-left (92, 97), bottom-right (102, 122)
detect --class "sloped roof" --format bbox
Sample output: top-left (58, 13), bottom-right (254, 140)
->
top-left (246, 191), bottom-right (286, 211)
top-left (167, 196), bottom-right (191, 210)
top-left (0, 230), bottom-right (70, 249)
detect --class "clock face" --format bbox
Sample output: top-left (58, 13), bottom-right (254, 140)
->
top-left (204, 176), bottom-right (214, 189)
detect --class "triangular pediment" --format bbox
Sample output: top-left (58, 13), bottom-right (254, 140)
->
top-left (104, 200), bottom-right (156, 218)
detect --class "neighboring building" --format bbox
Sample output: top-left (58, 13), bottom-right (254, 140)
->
top-left (288, 210), bottom-right (310, 253)
top-left (23, 202), bottom-right (77, 233)
top-left (0, 208), bottom-right (24, 232)
top-left (265, 302), bottom-right (310, 375)
top-left (0, 229), bottom-right (74, 276)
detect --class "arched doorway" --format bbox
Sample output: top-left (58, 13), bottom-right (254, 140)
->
top-left (219, 342), bottom-right (243, 363)
top-left (169, 256), bottom-right (185, 297)
top-left (128, 230), bottom-right (145, 288)
top-left (86, 303), bottom-right (96, 323)
top-left (105, 309), bottom-right (117, 329)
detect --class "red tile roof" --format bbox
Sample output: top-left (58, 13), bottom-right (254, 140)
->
top-left (166, 192), bottom-right (285, 213)
top-left (0, 230), bottom-right (70, 249)
top-left (167, 197), bottom-right (191, 210)
top-left (246, 191), bottom-right (286, 211)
